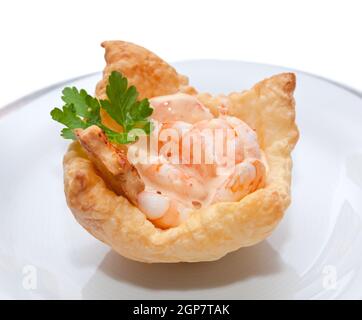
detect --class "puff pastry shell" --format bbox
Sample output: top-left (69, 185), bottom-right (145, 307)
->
top-left (63, 41), bottom-right (299, 263)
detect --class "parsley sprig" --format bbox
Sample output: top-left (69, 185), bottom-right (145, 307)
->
top-left (50, 71), bottom-right (153, 144)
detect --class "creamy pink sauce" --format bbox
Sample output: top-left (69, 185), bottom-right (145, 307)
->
top-left (128, 93), bottom-right (265, 223)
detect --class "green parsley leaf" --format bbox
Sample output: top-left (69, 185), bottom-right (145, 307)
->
top-left (103, 129), bottom-right (130, 144)
top-left (50, 71), bottom-right (153, 144)
top-left (100, 71), bottom-right (153, 136)
top-left (50, 104), bottom-right (86, 130)
top-left (61, 87), bottom-right (89, 117)
top-left (61, 128), bottom-right (77, 140)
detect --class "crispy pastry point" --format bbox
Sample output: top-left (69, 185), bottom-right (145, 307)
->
top-left (63, 41), bottom-right (299, 263)
top-left (74, 125), bottom-right (144, 205)
top-left (96, 40), bottom-right (197, 132)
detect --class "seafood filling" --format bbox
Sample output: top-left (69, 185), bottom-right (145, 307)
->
top-left (128, 93), bottom-right (266, 228)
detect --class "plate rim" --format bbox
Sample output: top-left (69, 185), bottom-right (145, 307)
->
top-left (1, 60), bottom-right (361, 120)
top-left (1, 59), bottom-right (362, 299)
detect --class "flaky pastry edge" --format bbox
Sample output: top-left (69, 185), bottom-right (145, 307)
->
top-left (63, 41), bottom-right (299, 263)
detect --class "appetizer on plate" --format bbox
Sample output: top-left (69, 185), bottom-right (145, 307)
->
top-left (51, 41), bottom-right (299, 263)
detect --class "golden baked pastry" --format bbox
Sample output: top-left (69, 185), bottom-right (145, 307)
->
top-left (60, 41), bottom-right (298, 263)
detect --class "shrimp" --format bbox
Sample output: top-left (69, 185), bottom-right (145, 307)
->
top-left (179, 116), bottom-right (260, 177)
top-left (76, 95), bottom-right (266, 230)
top-left (134, 109), bottom-right (267, 229)
top-left (150, 93), bottom-right (214, 124)
top-left (212, 159), bottom-right (266, 203)
top-left (137, 163), bottom-right (209, 202)
top-left (137, 191), bottom-right (181, 229)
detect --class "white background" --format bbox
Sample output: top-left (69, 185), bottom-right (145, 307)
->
top-left (0, 0), bottom-right (361, 107)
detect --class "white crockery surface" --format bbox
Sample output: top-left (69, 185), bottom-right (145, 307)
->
top-left (0, 60), bottom-right (361, 299)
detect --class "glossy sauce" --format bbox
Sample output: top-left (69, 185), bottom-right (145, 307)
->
top-left (130, 93), bottom-right (265, 225)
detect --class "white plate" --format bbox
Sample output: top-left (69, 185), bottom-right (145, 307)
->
top-left (1, 60), bottom-right (362, 300)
